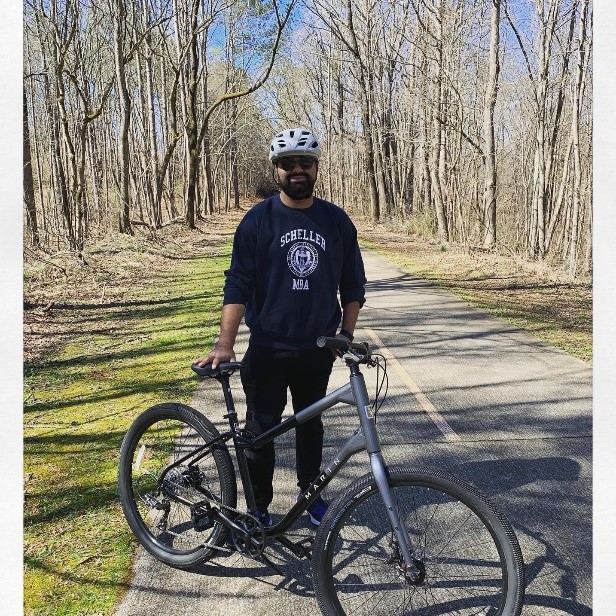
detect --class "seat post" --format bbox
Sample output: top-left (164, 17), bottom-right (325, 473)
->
top-left (217, 374), bottom-right (237, 417)
top-left (216, 374), bottom-right (258, 513)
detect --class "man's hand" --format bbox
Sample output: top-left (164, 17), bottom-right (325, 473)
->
top-left (194, 344), bottom-right (236, 369)
top-left (332, 332), bottom-right (352, 358)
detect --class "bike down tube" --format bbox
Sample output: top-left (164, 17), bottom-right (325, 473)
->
top-left (349, 366), bottom-right (422, 580)
top-left (234, 381), bottom-right (357, 537)
top-left (267, 429), bottom-right (367, 538)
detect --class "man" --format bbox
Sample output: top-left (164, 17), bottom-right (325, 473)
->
top-left (195, 127), bottom-right (366, 527)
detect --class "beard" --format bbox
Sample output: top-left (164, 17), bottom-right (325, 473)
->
top-left (277, 173), bottom-right (316, 200)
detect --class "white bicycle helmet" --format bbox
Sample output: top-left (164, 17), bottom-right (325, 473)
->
top-left (269, 127), bottom-right (321, 163)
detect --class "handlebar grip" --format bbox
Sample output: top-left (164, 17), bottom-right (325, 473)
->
top-left (191, 361), bottom-right (242, 378)
top-left (317, 336), bottom-right (349, 352)
top-left (317, 337), bottom-right (372, 360)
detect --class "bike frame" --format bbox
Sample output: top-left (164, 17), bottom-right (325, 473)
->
top-left (197, 358), bottom-right (419, 575)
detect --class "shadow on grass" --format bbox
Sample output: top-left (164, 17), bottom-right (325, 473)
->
top-left (24, 299), bottom-right (221, 379)
top-left (23, 372), bottom-right (198, 414)
top-left (24, 332), bottom-right (206, 374)
top-left (25, 480), bottom-right (123, 527)
top-left (24, 290), bottom-right (218, 312)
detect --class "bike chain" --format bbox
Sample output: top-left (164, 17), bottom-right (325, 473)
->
top-left (151, 456), bottom-right (271, 558)
top-left (187, 493), bottom-right (266, 557)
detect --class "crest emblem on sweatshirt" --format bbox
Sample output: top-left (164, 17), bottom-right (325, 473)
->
top-left (287, 241), bottom-right (318, 277)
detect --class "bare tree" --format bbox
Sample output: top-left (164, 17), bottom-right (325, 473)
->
top-left (23, 84), bottom-right (39, 247)
top-left (567, 0), bottom-right (591, 278)
top-left (481, 0), bottom-right (500, 249)
top-left (109, 0), bottom-right (134, 234)
top-left (181, 0), bottom-right (297, 227)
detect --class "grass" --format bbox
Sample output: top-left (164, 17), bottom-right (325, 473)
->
top-left (23, 227), bottom-right (233, 615)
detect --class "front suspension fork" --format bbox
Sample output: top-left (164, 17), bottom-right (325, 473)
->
top-left (369, 452), bottom-right (422, 582)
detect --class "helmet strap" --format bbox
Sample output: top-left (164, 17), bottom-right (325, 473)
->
top-left (272, 167), bottom-right (280, 185)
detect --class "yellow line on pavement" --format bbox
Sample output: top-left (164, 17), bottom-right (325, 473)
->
top-left (363, 328), bottom-right (462, 442)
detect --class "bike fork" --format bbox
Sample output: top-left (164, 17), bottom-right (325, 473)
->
top-left (369, 452), bottom-right (422, 582)
top-left (349, 367), bottom-right (421, 581)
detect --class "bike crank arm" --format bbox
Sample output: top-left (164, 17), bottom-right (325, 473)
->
top-left (275, 535), bottom-right (312, 559)
top-left (211, 509), bottom-right (251, 539)
top-left (154, 485), bottom-right (265, 555)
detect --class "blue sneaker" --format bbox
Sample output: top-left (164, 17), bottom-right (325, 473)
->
top-left (255, 508), bottom-right (272, 527)
top-left (303, 495), bottom-right (328, 526)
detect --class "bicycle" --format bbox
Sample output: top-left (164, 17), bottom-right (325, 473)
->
top-left (118, 336), bottom-right (525, 615)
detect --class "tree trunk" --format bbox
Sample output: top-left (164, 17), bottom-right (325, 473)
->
top-left (184, 0), bottom-right (200, 229)
top-left (430, 0), bottom-right (448, 243)
top-left (144, 19), bottom-right (162, 228)
top-left (111, 0), bottom-right (133, 234)
top-left (431, 71), bottom-right (448, 242)
top-left (567, 0), bottom-right (590, 279)
top-left (481, 0), bottom-right (500, 249)
top-left (23, 85), bottom-right (39, 247)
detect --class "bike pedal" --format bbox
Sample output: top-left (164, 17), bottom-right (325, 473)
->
top-left (192, 514), bottom-right (214, 532)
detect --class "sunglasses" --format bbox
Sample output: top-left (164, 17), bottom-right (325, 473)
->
top-left (276, 157), bottom-right (316, 172)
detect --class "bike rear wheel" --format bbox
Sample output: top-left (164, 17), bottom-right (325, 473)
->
top-left (118, 403), bottom-right (237, 568)
top-left (312, 466), bottom-right (524, 616)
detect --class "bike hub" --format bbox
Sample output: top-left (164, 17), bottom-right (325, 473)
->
top-left (400, 559), bottom-right (426, 585)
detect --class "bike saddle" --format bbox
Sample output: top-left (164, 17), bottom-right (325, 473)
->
top-left (191, 361), bottom-right (242, 378)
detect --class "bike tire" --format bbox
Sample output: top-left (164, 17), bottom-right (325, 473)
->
top-left (118, 402), bottom-right (237, 568)
top-left (312, 466), bottom-right (524, 616)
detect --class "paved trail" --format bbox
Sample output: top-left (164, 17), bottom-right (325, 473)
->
top-left (116, 249), bottom-right (592, 616)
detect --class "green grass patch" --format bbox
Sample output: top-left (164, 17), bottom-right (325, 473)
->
top-left (24, 246), bottom-right (231, 614)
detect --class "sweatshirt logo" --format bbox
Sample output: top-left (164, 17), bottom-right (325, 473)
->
top-left (287, 242), bottom-right (318, 278)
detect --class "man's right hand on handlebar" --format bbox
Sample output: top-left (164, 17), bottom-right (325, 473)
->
top-left (332, 332), bottom-right (352, 357)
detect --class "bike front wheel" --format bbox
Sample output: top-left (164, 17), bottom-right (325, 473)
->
top-left (118, 403), bottom-right (237, 568)
top-left (312, 466), bottom-right (524, 616)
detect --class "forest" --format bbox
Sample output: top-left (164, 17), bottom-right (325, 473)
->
top-left (23, 0), bottom-right (592, 278)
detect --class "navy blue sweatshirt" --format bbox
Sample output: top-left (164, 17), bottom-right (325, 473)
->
top-left (223, 194), bottom-right (366, 350)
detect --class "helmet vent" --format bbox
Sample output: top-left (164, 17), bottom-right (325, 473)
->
top-left (289, 130), bottom-right (295, 138)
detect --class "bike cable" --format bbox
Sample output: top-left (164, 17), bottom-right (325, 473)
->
top-left (370, 353), bottom-right (389, 421)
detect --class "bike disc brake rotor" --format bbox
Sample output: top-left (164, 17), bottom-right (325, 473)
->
top-left (387, 537), bottom-right (427, 586)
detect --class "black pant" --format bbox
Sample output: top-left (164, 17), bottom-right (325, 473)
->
top-left (240, 345), bottom-right (335, 511)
